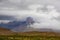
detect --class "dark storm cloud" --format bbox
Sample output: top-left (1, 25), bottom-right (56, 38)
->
top-left (53, 16), bottom-right (60, 21)
top-left (0, 0), bottom-right (7, 2)
top-left (0, 0), bottom-right (60, 10)
top-left (0, 0), bottom-right (29, 10)
top-left (0, 0), bottom-right (60, 20)
top-left (0, 15), bottom-right (16, 20)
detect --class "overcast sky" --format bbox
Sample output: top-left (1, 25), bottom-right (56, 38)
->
top-left (0, 0), bottom-right (60, 30)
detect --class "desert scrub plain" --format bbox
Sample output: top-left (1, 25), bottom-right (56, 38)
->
top-left (0, 31), bottom-right (60, 40)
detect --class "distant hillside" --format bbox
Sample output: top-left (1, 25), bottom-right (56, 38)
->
top-left (0, 28), bottom-right (14, 35)
top-left (0, 27), bottom-right (60, 36)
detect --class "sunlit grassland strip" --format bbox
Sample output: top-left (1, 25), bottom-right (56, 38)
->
top-left (0, 34), bottom-right (60, 40)
top-left (0, 32), bottom-right (60, 40)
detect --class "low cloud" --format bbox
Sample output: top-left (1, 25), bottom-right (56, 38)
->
top-left (0, 4), bottom-right (60, 30)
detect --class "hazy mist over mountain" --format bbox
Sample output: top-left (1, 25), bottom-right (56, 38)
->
top-left (0, 0), bottom-right (60, 32)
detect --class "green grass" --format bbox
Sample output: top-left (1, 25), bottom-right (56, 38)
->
top-left (0, 35), bottom-right (60, 40)
top-left (0, 31), bottom-right (60, 40)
